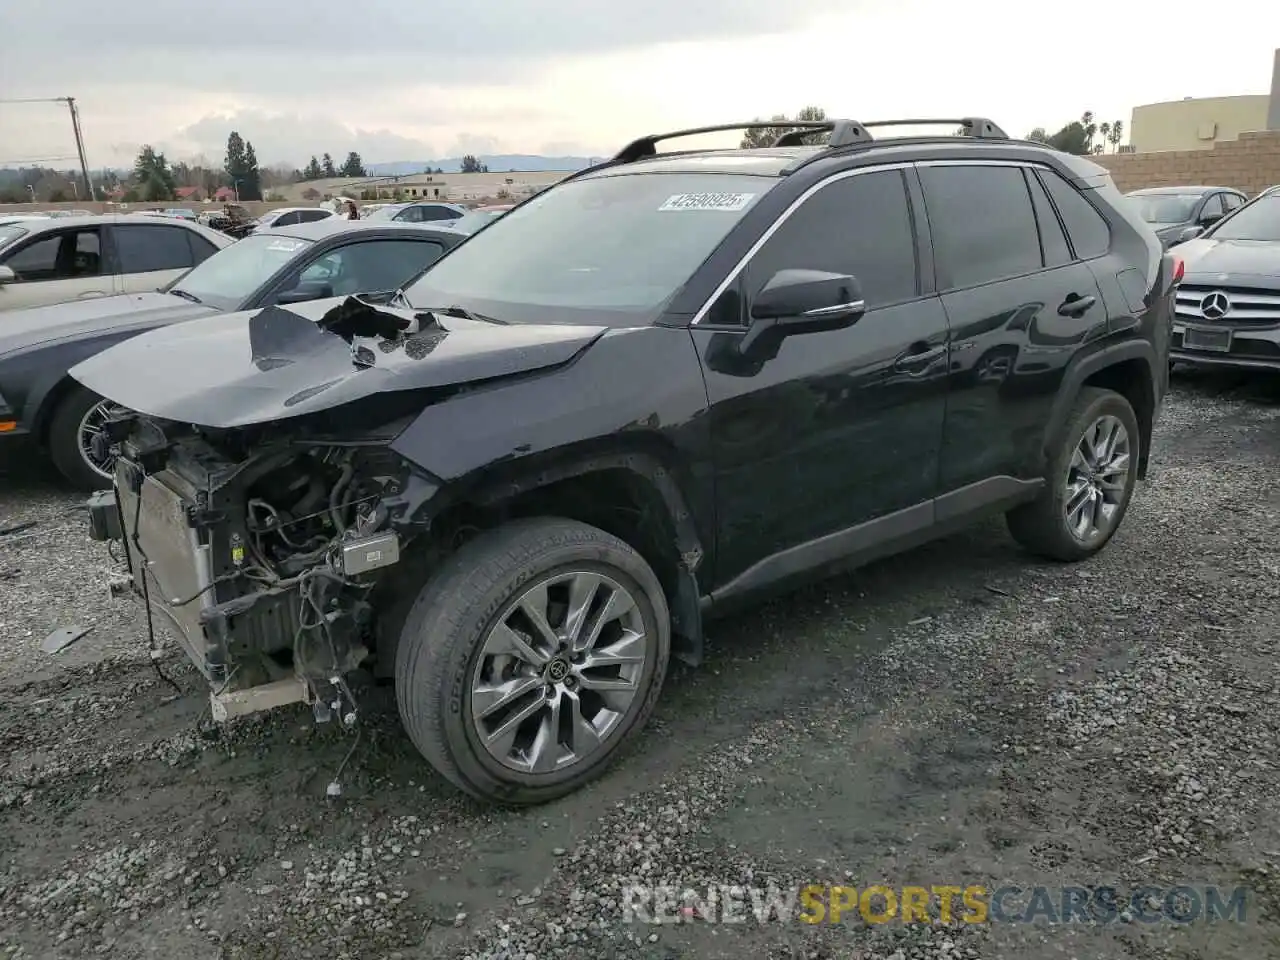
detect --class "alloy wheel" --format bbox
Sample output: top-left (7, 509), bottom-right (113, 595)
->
top-left (77, 399), bottom-right (118, 481)
top-left (469, 570), bottom-right (650, 774)
top-left (1063, 414), bottom-right (1131, 541)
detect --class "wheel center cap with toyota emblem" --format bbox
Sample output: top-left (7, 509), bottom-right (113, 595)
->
top-left (1200, 291), bottom-right (1231, 320)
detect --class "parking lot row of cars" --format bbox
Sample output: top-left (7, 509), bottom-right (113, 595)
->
top-left (1, 119), bottom-right (1277, 807)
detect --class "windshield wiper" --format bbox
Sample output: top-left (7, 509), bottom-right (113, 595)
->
top-left (169, 288), bottom-right (203, 304)
top-left (421, 304), bottom-right (507, 325)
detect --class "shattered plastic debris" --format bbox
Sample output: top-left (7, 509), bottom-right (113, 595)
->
top-left (41, 625), bottom-right (95, 654)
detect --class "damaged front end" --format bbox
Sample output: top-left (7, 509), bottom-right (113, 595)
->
top-left (89, 409), bottom-right (431, 722)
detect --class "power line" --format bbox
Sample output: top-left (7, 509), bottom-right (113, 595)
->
top-left (0, 97), bottom-right (71, 105)
top-left (0, 156), bottom-right (81, 165)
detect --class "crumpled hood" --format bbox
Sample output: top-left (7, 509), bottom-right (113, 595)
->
top-left (69, 296), bottom-right (608, 429)
top-left (1178, 238), bottom-right (1280, 286)
top-left (0, 292), bottom-right (217, 357)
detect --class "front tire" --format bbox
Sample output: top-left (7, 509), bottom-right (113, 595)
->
top-left (394, 517), bottom-right (671, 805)
top-left (1007, 387), bottom-right (1141, 562)
top-left (47, 385), bottom-right (116, 491)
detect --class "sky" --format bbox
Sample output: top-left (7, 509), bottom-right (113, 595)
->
top-left (1, 0), bottom-right (1277, 170)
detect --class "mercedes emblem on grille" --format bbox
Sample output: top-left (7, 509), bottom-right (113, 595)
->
top-left (1199, 291), bottom-right (1231, 320)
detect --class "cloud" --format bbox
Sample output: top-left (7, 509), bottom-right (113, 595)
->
top-left (2, 0), bottom-right (851, 99)
top-left (158, 111), bottom-right (439, 168)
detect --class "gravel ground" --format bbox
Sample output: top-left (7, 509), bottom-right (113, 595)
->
top-left (2, 368), bottom-right (1279, 960)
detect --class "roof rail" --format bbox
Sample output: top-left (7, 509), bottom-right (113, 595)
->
top-left (859, 117), bottom-right (1009, 139)
top-left (612, 121), bottom-right (836, 163)
top-left (608, 116), bottom-right (1009, 167)
top-left (773, 121), bottom-right (872, 148)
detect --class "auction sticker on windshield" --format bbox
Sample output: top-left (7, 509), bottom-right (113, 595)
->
top-left (266, 239), bottom-right (307, 253)
top-left (659, 193), bottom-right (756, 212)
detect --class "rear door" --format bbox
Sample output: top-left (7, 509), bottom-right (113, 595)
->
top-left (110, 222), bottom-right (203, 294)
top-left (0, 225), bottom-right (112, 311)
top-left (919, 161), bottom-right (1108, 496)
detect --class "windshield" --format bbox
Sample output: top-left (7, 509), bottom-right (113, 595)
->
top-left (1124, 192), bottom-right (1201, 224)
top-left (0, 225), bottom-right (28, 249)
top-left (1206, 195), bottom-right (1280, 242)
top-left (404, 172), bottom-right (776, 324)
top-left (165, 233), bottom-right (314, 311)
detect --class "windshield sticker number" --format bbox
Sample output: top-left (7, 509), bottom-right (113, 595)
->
top-left (658, 192), bottom-right (756, 212)
top-left (266, 239), bottom-right (306, 252)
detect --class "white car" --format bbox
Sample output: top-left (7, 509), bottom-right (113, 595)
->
top-left (0, 214), bottom-right (233, 312)
top-left (250, 207), bottom-right (339, 233)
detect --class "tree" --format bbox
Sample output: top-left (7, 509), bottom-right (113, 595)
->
top-left (739, 106), bottom-right (827, 149)
top-left (1046, 121), bottom-right (1090, 155)
top-left (1080, 111), bottom-right (1098, 154)
top-left (322, 153), bottom-right (337, 178)
top-left (1107, 120), bottom-right (1124, 153)
top-left (241, 141), bottom-right (262, 200)
top-left (1025, 127), bottom-right (1051, 144)
top-left (48, 189), bottom-right (67, 203)
top-left (223, 131), bottom-right (262, 201)
top-left (340, 151), bottom-right (367, 178)
top-left (460, 154), bottom-right (487, 174)
top-left (301, 187), bottom-right (322, 201)
top-left (303, 156), bottom-right (323, 180)
top-left (133, 145), bottom-right (176, 201)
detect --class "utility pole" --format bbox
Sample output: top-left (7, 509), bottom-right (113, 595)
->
top-left (64, 97), bottom-right (94, 201)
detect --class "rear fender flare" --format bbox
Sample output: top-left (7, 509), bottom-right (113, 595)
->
top-left (1043, 339), bottom-right (1157, 477)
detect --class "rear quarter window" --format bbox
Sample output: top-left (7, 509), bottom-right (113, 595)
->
top-left (1038, 170), bottom-right (1111, 260)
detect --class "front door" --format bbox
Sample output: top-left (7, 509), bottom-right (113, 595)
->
top-left (0, 225), bottom-right (112, 311)
top-left (689, 167), bottom-right (950, 592)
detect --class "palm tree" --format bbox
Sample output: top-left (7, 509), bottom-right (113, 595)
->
top-left (1099, 122), bottom-right (1112, 153)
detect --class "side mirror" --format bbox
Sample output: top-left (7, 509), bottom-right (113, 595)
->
top-left (738, 269), bottom-right (865, 360)
top-left (1177, 225), bottom-right (1205, 245)
top-left (0, 265), bottom-right (14, 285)
top-left (275, 280), bottom-right (333, 305)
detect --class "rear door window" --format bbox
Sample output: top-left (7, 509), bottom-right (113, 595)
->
top-left (418, 206), bottom-right (457, 222)
top-left (297, 210), bottom-right (331, 223)
top-left (113, 224), bottom-right (198, 273)
top-left (1024, 171), bottom-right (1072, 268)
top-left (919, 165), bottom-right (1042, 289)
top-left (1038, 170), bottom-right (1111, 259)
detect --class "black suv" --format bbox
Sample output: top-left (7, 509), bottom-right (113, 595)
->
top-left (74, 117), bottom-right (1176, 805)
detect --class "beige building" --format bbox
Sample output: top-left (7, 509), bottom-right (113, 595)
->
top-left (274, 170), bottom-right (572, 204)
top-left (1130, 95), bottom-right (1271, 152)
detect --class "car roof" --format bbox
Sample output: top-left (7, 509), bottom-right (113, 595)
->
top-left (257, 219), bottom-right (466, 241)
top-left (572, 137), bottom-right (1110, 185)
top-left (264, 206), bottom-right (331, 215)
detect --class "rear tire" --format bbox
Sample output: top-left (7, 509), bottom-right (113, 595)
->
top-left (1007, 387), bottom-right (1141, 562)
top-left (47, 385), bottom-right (115, 492)
top-left (394, 516), bottom-right (671, 805)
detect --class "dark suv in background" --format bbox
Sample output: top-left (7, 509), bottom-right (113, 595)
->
top-left (76, 116), bottom-right (1176, 805)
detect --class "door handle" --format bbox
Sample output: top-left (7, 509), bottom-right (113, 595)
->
top-left (893, 344), bottom-right (946, 372)
top-left (1057, 294), bottom-right (1097, 318)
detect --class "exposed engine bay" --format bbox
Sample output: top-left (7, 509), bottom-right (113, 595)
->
top-left (88, 409), bottom-right (428, 726)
